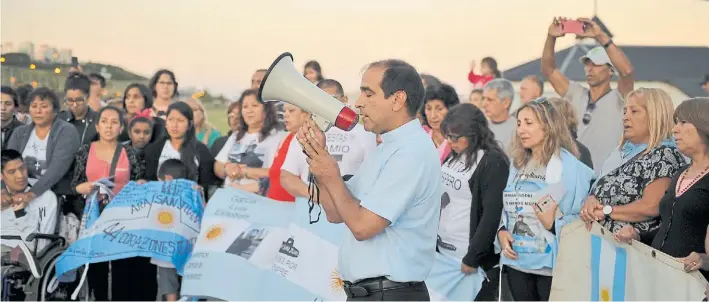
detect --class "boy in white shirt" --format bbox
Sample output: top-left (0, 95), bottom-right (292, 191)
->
top-left (279, 79), bottom-right (377, 197)
top-left (1, 149), bottom-right (58, 257)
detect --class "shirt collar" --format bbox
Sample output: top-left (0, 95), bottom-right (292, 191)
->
top-left (380, 119), bottom-right (420, 145)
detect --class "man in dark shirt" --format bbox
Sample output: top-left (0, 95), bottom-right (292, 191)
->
top-left (1, 86), bottom-right (25, 149)
top-left (57, 73), bottom-right (99, 145)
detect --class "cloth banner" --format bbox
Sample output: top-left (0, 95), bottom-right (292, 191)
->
top-left (426, 252), bottom-right (486, 301)
top-left (55, 180), bottom-right (204, 278)
top-left (181, 188), bottom-right (485, 301)
top-left (550, 221), bottom-right (709, 301)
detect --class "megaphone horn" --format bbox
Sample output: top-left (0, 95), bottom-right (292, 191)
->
top-left (258, 52), bottom-right (359, 132)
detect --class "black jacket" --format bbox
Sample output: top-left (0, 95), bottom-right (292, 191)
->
top-left (2, 117), bottom-right (25, 150)
top-left (143, 137), bottom-right (217, 189)
top-left (457, 149), bottom-right (510, 271)
top-left (58, 108), bottom-right (99, 146)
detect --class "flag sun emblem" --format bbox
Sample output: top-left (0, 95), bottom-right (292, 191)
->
top-left (156, 209), bottom-right (175, 228)
top-left (330, 269), bottom-right (344, 292)
top-left (205, 225), bottom-right (223, 241)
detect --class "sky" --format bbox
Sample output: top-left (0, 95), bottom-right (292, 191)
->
top-left (2, 0), bottom-right (708, 98)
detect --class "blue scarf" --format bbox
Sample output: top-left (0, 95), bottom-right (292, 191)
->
top-left (597, 138), bottom-right (677, 180)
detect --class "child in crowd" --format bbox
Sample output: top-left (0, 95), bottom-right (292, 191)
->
top-left (468, 57), bottom-right (501, 88)
top-left (124, 116), bottom-right (154, 151)
top-left (154, 158), bottom-right (190, 301)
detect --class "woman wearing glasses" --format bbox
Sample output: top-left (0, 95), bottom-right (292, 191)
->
top-left (496, 98), bottom-right (594, 301)
top-left (580, 88), bottom-right (686, 244)
top-left (436, 103), bottom-right (509, 301)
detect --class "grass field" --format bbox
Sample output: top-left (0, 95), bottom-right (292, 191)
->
top-left (205, 105), bottom-right (230, 134)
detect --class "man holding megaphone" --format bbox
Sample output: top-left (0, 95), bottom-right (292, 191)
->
top-left (295, 59), bottom-right (442, 301)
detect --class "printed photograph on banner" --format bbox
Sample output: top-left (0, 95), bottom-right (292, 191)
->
top-left (247, 226), bottom-right (289, 269)
top-left (503, 192), bottom-right (551, 254)
top-left (273, 224), bottom-right (345, 301)
top-left (193, 218), bottom-right (250, 252)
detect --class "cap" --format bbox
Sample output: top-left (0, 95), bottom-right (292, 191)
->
top-left (579, 46), bottom-right (614, 68)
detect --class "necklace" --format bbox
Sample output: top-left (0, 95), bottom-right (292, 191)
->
top-left (676, 164), bottom-right (709, 196)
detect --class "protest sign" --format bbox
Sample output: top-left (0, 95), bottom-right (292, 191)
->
top-left (182, 188), bottom-right (485, 301)
top-left (55, 180), bottom-right (204, 278)
top-left (551, 221), bottom-right (709, 301)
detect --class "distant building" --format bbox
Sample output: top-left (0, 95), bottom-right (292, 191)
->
top-left (17, 42), bottom-right (34, 60)
top-left (58, 48), bottom-right (72, 64)
top-left (1, 42), bottom-right (15, 54)
top-left (36, 44), bottom-right (49, 62)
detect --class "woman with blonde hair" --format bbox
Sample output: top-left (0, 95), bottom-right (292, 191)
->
top-left (549, 98), bottom-right (593, 169)
top-left (615, 97), bottom-right (709, 282)
top-left (185, 97), bottom-right (221, 148)
top-left (580, 88), bottom-right (687, 244)
top-left (497, 97), bottom-right (594, 301)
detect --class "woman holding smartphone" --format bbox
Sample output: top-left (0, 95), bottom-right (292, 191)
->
top-left (496, 97), bottom-right (594, 301)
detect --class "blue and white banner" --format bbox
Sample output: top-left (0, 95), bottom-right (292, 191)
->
top-left (182, 188), bottom-right (486, 301)
top-left (551, 221), bottom-right (708, 301)
top-left (55, 180), bottom-right (204, 278)
top-left (425, 252), bottom-right (486, 301)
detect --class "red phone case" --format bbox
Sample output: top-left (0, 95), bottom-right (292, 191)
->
top-left (561, 20), bottom-right (585, 35)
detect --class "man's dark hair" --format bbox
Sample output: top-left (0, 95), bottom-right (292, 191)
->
top-left (27, 87), bottom-right (61, 113)
top-left (1, 149), bottom-right (23, 172)
top-left (158, 158), bottom-right (189, 180)
top-left (88, 73), bottom-right (107, 88)
top-left (1, 86), bottom-right (18, 107)
top-left (368, 60), bottom-right (424, 117)
top-left (15, 84), bottom-right (33, 107)
top-left (317, 79), bottom-right (344, 96)
top-left (65, 72), bottom-right (91, 95)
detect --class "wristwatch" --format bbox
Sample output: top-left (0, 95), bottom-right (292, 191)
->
top-left (602, 205), bottom-right (613, 218)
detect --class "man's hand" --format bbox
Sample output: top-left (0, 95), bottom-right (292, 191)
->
top-left (577, 17), bottom-right (606, 41)
top-left (548, 17), bottom-right (566, 38)
top-left (461, 263), bottom-right (477, 275)
top-left (297, 119), bottom-right (340, 181)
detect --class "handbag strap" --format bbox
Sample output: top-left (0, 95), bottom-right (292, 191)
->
top-left (109, 144), bottom-right (123, 179)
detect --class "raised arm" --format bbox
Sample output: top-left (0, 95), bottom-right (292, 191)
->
top-left (541, 18), bottom-right (571, 97)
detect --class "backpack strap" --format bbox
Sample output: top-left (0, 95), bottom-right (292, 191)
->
top-left (109, 144), bottom-right (124, 179)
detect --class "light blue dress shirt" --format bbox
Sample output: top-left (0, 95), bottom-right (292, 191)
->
top-left (338, 119), bottom-right (442, 283)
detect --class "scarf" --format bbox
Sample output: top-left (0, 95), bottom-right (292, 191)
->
top-left (597, 138), bottom-right (677, 180)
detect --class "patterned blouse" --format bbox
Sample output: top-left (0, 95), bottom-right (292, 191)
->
top-left (591, 145), bottom-right (686, 238)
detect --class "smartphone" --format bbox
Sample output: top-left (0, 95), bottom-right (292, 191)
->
top-left (560, 20), bottom-right (586, 35)
top-left (71, 56), bottom-right (79, 67)
top-left (535, 183), bottom-right (566, 213)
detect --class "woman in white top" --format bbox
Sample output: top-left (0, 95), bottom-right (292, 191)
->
top-left (214, 89), bottom-right (286, 194)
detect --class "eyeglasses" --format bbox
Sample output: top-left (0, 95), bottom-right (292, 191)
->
top-left (582, 103), bottom-right (597, 125)
top-left (446, 134), bottom-right (463, 141)
top-left (64, 97), bottom-right (86, 104)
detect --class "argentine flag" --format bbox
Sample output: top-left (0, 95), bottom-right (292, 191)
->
top-left (591, 234), bottom-right (627, 301)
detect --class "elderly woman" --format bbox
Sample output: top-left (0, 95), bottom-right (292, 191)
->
top-left (581, 88), bottom-right (687, 244)
top-left (497, 98), bottom-right (594, 301)
top-left (5, 88), bottom-right (80, 205)
top-left (422, 83), bottom-right (460, 164)
top-left (616, 97), bottom-right (709, 281)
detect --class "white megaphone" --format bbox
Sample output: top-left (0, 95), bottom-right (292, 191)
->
top-left (258, 52), bottom-right (359, 132)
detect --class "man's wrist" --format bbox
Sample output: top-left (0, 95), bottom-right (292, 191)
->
top-left (596, 33), bottom-right (610, 45)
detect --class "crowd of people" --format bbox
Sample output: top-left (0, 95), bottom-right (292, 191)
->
top-left (1, 17), bottom-right (708, 301)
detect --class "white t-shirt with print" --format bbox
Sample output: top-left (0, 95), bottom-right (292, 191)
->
top-left (157, 141), bottom-right (200, 173)
top-left (281, 124), bottom-right (377, 182)
top-left (437, 150), bottom-right (484, 260)
top-left (215, 130), bottom-right (287, 186)
top-left (22, 129), bottom-right (49, 185)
